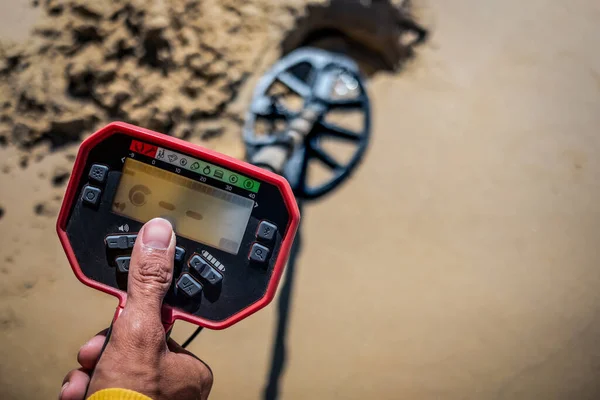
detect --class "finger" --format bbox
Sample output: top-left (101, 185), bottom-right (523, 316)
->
top-left (125, 218), bottom-right (175, 314)
top-left (77, 332), bottom-right (108, 370)
top-left (167, 338), bottom-right (214, 379)
top-left (114, 218), bottom-right (175, 346)
top-left (59, 368), bottom-right (90, 400)
top-left (127, 218), bottom-right (175, 310)
top-left (165, 352), bottom-right (214, 400)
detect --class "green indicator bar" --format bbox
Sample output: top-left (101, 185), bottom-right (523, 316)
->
top-left (155, 147), bottom-right (261, 193)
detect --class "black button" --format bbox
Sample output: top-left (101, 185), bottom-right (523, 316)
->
top-left (189, 255), bottom-right (209, 273)
top-left (89, 164), bottom-right (109, 184)
top-left (115, 256), bottom-right (131, 273)
top-left (249, 243), bottom-right (270, 263)
top-left (257, 221), bottom-right (277, 241)
top-left (177, 273), bottom-right (202, 297)
top-left (106, 235), bottom-right (129, 249)
top-left (189, 255), bottom-right (223, 285)
top-left (175, 246), bottom-right (186, 263)
top-left (82, 185), bottom-right (102, 207)
top-left (127, 234), bottom-right (137, 249)
top-left (199, 264), bottom-right (223, 285)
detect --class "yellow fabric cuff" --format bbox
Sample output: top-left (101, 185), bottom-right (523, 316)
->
top-left (87, 388), bottom-right (153, 400)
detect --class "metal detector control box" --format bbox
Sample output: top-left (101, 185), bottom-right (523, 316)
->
top-left (57, 122), bottom-right (300, 329)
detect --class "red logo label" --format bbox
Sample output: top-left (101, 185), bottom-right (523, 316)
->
top-left (130, 140), bottom-right (158, 158)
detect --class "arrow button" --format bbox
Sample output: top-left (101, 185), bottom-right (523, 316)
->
top-left (115, 256), bottom-right (131, 273)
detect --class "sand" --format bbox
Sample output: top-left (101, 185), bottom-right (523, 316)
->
top-left (2, 0), bottom-right (600, 399)
top-left (0, 0), bottom-right (323, 160)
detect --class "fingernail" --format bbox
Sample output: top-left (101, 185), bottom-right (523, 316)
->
top-left (141, 218), bottom-right (173, 249)
top-left (60, 382), bottom-right (69, 397)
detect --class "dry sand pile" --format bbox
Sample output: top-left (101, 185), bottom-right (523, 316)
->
top-left (0, 0), bottom-right (320, 165)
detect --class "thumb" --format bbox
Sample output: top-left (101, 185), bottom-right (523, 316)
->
top-left (121, 217), bottom-right (175, 330)
top-left (87, 219), bottom-right (176, 394)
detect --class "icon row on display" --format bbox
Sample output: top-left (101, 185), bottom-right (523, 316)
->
top-left (154, 149), bottom-right (255, 190)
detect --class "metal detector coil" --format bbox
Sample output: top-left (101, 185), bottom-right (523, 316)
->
top-left (244, 48), bottom-right (371, 200)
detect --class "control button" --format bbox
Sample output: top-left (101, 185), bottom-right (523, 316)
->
top-left (199, 264), bottom-right (223, 285)
top-left (89, 164), bottom-right (109, 184)
top-left (177, 273), bottom-right (202, 297)
top-left (115, 256), bottom-right (131, 273)
top-left (175, 246), bottom-right (186, 263)
top-left (82, 185), bottom-right (102, 207)
top-left (257, 221), bottom-right (277, 241)
top-left (249, 243), bottom-right (270, 263)
top-left (189, 254), bottom-right (223, 285)
top-left (189, 255), bottom-right (209, 273)
top-left (127, 234), bottom-right (137, 249)
top-left (106, 235), bottom-right (129, 250)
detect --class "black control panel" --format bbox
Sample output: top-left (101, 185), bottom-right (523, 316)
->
top-left (64, 132), bottom-right (292, 323)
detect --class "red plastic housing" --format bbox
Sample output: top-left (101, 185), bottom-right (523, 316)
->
top-left (56, 122), bottom-right (300, 329)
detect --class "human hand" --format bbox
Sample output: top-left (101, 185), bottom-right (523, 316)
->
top-left (59, 218), bottom-right (213, 400)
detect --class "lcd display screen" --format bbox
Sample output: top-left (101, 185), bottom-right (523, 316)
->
top-left (112, 158), bottom-right (254, 254)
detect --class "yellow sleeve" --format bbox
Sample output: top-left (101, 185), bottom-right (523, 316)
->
top-left (87, 388), bottom-right (153, 400)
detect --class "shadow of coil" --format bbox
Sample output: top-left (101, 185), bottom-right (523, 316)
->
top-left (281, 0), bottom-right (428, 77)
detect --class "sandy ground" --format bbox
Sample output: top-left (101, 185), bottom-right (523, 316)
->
top-left (2, 0), bottom-right (600, 399)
